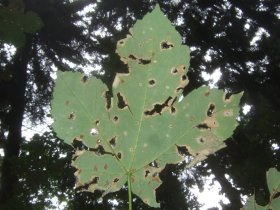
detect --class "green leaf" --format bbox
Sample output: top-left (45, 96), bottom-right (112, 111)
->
top-left (242, 168), bottom-right (280, 210)
top-left (51, 5), bottom-right (242, 208)
top-left (0, 8), bottom-right (43, 47)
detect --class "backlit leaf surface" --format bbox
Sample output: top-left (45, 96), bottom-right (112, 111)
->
top-left (51, 5), bottom-right (242, 207)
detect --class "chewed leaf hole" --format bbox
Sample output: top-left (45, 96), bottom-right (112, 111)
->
top-left (118, 40), bottom-right (124, 46)
top-left (80, 75), bottom-right (88, 83)
top-left (171, 106), bottom-right (176, 114)
top-left (145, 170), bottom-right (150, 178)
top-left (181, 75), bottom-right (187, 81)
top-left (160, 41), bottom-right (174, 50)
top-left (112, 116), bottom-right (119, 123)
top-left (92, 177), bottom-right (99, 184)
top-left (139, 58), bottom-right (151, 65)
top-left (171, 68), bottom-right (178, 75)
top-left (176, 145), bottom-right (189, 156)
top-left (117, 92), bottom-right (127, 109)
top-left (128, 54), bottom-right (137, 60)
top-left (94, 145), bottom-right (105, 156)
top-left (149, 160), bottom-right (158, 168)
top-left (148, 79), bottom-right (156, 87)
top-left (109, 136), bottom-right (117, 147)
top-left (196, 123), bottom-right (211, 131)
top-left (90, 128), bottom-right (99, 136)
top-left (72, 139), bottom-right (86, 150)
top-left (207, 104), bottom-right (215, 117)
top-left (117, 152), bottom-right (122, 159)
top-left (104, 91), bottom-right (112, 110)
top-left (67, 112), bottom-right (75, 120)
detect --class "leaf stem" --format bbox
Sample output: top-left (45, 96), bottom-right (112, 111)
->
top-left (128, 172), bottom-right (133, 210)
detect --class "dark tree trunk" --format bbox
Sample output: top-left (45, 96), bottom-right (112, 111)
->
top-left (0, 36), bottom-right (32, 205)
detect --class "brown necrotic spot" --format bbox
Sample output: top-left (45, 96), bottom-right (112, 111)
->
top-left (196, 136), bottom-right (206, 144)
top-left (204, 91), bottom-right (210, 96)
top-left (65, 100), bottom-right (70, 105)
top-left (117, 152), bottom-right (122, 159)
top-left (109, 136), bottom-right (117, 147)
top-left (148, 79), bottom-right (156, 87)
top-left (95, 120), bottom-right (100, 126)
top-left (67, 112), bottom-right (75, 120)
top-left (113, 178), bottom-right (119, 183)
top-left (139, 58), bottom-right (151, 65)
top-left (160, 41), bottom-right (174, 50)
top-left (104, 164), bottom-right (108, 170)
top-left (207, 104), bottom-right (215, 117)
top-left (224, 109), bottom-right (233, 117)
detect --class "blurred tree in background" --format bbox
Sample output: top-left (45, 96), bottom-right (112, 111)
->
top-left (0, 0), bottom-right (279, 209)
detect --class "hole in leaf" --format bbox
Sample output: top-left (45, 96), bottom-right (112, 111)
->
top-left (171, 106), bottom-right (176, 114)
top-left (144, 97), bottom-right (173, 116)
top-left (80, 75), bottom-right (88, 83)
top-left (117, 152), bottom-right (122, 159)
top-left (117, 92), bottom-right (127, 109)
top-left (207, 104), bottom-right (215, 117)
top-left (176, 145), bottom-right (189, 156)
top-left (149, 160), bottom-right (158, 168)
top-left (72, 139), bottom-right (86, 150)
top-left (160, 41), bottom-right (174, 49)
top-left (112, 116), bottom-right (119, 123)
top-left (145, 170), bottom-right (150, 178)
top-left (94, 145), bottom-right (105, 156)
top-left (128, 54), bottom-right (137, 60)
top-left (225, 92), bottom-right (232, 100)
top-left (139, 58), bottom-right (151, 65)
top-left (104, 91), bottom-right (112, 110)
top-left (171, 68), bottom-right (178, 75)
top-left (196, 123), bottom-right (211, 130)
top-left (109, 136), bottom-right (117, 147)
top-left (148, 79), bottom-right (156, 87)
top-left (181, 75), bottom-right (187, 81)
top-left (113, 178), bottom-right (119, 183)
top-left (92, 177), bottom-right (99, 184)
top-left (90, 128), bottom-right (99, 136)
top-left (67, 112), bottom-right (75, 120)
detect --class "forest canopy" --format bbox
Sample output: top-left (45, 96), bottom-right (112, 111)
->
top-left (0, 0), bottom-right (279, 209)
